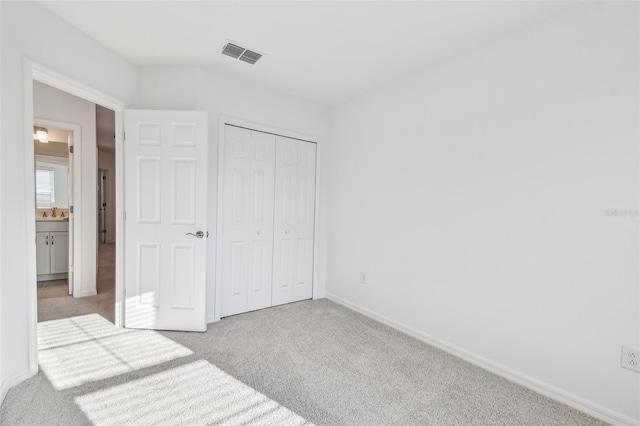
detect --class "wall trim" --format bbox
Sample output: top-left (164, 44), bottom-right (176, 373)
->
top-left (326, 293), bottom-right (639, 426)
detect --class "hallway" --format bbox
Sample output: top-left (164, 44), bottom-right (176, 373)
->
top-left (37, 244), bottom-right (115, 323)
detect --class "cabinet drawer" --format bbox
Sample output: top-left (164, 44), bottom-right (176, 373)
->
top-left (36, 220), bottom-right (69, 233)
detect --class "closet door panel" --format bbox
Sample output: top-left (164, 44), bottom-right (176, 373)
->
top-left (246, 131), bottom-right (276, 311)
top-left (221, 126), bottom-right (275, 316)
top-left (292, 141), bottom-right (316, 302)
top-left (272, 137), bottom-right (298, 306)
top-left (273, 137), bottom-right (317, 306)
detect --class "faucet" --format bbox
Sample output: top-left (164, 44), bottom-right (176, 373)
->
top-left (51, 207), bottom-right (58, 218)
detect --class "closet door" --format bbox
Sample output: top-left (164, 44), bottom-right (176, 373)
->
top-left (272, 137), bottom-right (317, 306)
top-left (220, 126), bottom-right (276, 317)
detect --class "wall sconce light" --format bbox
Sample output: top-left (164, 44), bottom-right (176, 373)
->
top-left (34, 127), bottom-right (49, 143)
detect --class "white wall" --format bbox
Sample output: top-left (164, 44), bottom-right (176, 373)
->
top-left (0, 0), bottom-right (137, 403)
top-left (136, 66), bottom-right (331, 323)
top-left (34, 81), bottom-right (97, 297)
top-left (327, 2), bottom-right (639, 424)
top-left (0, 0), bottom-right (4, 406)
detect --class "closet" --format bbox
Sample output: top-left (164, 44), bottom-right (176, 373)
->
top-left (220, 125), bottom-right (317, 317)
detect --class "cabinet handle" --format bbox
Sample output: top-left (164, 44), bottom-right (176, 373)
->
top-left (51, 235), bottom-right (54, 245)
top-left (46, 235), bottom-right (49, 245)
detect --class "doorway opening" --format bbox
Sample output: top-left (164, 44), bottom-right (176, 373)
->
top-left (32, 81), bottom-right (117, 325)
top-left (34, 124), bottom-right (73, 301)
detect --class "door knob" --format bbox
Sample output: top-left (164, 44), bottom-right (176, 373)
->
top-left (284, 230), bottom-right (290, 235)
top-left (257, 230), bottom-right (262, 235)
top-left (186, 231), bottom-right (205, 239)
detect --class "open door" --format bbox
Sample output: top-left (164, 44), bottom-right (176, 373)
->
top-left (67, 132), bottom-right (74, 296)
top-left (124, 110), bottom-right (208, 332)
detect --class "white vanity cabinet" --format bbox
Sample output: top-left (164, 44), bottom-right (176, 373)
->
top-left (36, 220), bottom-right (69, 281)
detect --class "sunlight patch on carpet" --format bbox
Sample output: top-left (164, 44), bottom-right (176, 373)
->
top-left (38, 314), bottom-right (193, 390)
top-left (75, 359), bottom-right (312, 425)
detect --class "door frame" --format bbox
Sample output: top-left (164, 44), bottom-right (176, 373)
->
top-left (33, 118), bottom-right (80, 296)
top-left (24, 59), bottom-right (126, 376)
top-left (214, 116), bottom-right (323, 322)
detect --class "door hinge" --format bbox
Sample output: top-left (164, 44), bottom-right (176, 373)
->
top-left (69, 145), bottom-right (74, 154)
top-left (124, 211), bottom-right (127, 220)
top-left (69, 205), bottom-right (74, 214)
top-left (123, 131), bottom-right (126, 141)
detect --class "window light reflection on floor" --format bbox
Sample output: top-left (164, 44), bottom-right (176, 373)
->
top-left (38, 314), bottom-right (193, 390)
top-left (75, 360), bottom-right (311, 426)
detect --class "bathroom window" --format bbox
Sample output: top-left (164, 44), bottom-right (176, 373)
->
top-left (36, 167), bottom-right (55, 208)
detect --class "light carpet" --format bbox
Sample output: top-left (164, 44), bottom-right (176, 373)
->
top-left (0, 299), bottom-right (605, 425)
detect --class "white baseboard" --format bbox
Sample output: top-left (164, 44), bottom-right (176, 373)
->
top-left (325, 293), bottom-right (639, 426)
top-left (0, 368), bottom-right (32, 407)
top-left (75, 290), bottom-right (98, 298)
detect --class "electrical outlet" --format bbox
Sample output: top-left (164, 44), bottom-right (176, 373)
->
top-left (621, 346), bottom-right (640, 372)
top-left (360, 272), bottom-right (367, 285)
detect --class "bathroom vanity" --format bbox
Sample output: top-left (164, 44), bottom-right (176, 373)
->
top-left (36, 219), bottom-right (69, 281)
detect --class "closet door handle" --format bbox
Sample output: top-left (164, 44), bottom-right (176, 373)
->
top-left (284, 230), bottom-right (290, 235)
top-left (46, 235), bottom-right (49, 245)
top-left (257, 230), bottom-right (262, 235)
top-left (51, 235), bottom-right (54, 245)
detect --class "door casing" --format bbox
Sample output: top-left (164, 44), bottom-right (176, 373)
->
top-left (24, 59), bottom-right (126, 376)
top-left (33, 118), bottom-right (79, 296)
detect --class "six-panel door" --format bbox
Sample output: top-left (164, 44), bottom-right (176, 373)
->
top-left (220, 126), bottom-right (276, 317)
top-left (272, 136), bottom-right (317, 306)
top-left (124, 110), bottom-right (208, 332)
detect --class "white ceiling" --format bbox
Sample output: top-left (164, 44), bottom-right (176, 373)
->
top-left (39, 1), bottom-right (579, 106)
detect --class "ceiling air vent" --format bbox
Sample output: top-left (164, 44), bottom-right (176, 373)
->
top-left (221, 43), bottom-right (245, 59)
top-left (239, 50), bottom-right (262, 65)
top-left (221, 40), bottom-right (264, 65)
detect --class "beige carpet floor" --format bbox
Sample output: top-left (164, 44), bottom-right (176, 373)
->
top-left (1, 295), bottom-right (605, 425)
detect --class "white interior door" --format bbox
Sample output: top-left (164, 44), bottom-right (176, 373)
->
top-left (124, 110), bottom-right (208, 332)
top-left (67, 133), bottom-right (74, 295)
top-left (220, 125), bottom-right (276, 317)
top-left (272, 137), bottom-right (317, 306)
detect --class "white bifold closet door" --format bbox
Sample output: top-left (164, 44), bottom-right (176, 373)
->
top-left (221, 126), bottom-right (276, 317)
top-left (271, 136), bottom-right (317, 306)
top-left (220, 125), bottom-right (317, 317)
